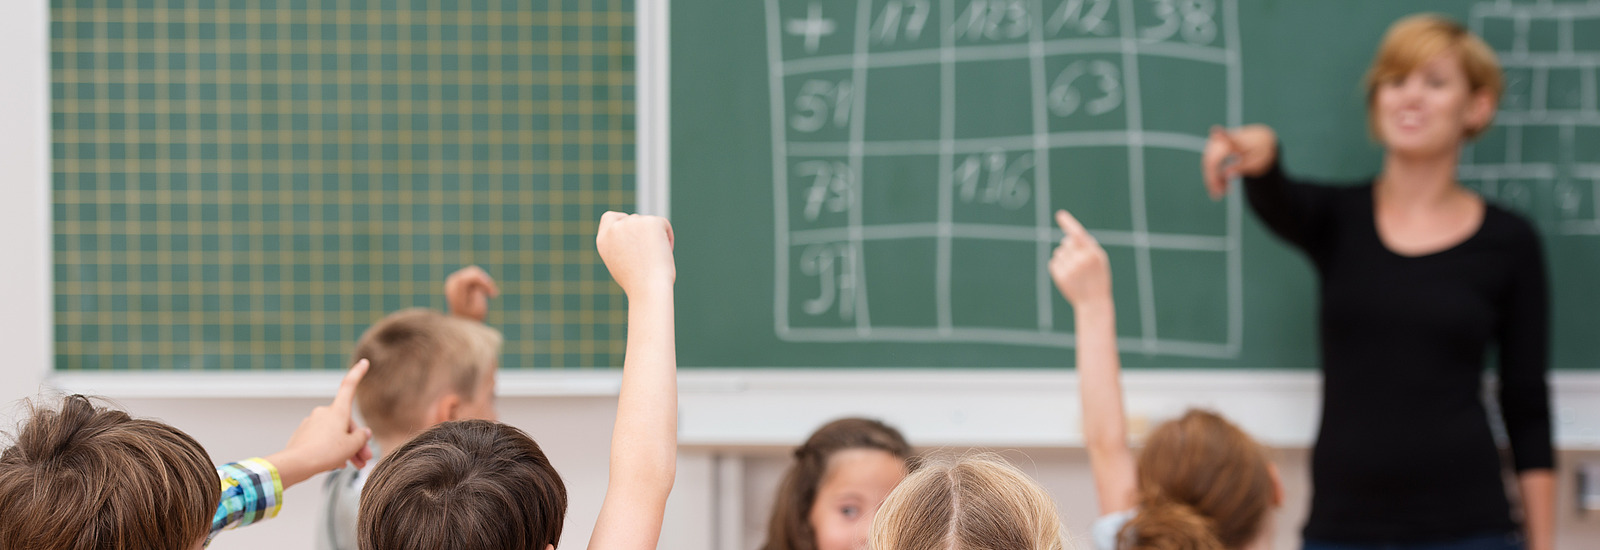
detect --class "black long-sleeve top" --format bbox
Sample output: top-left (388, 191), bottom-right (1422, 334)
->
top-left (1244, 159), bottom-right (1554, 543)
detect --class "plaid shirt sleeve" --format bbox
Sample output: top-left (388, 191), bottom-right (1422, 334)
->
top-left (207, 458), bottom-right (285, 544)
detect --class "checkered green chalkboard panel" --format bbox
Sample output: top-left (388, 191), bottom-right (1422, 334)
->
top-left (51, 0), bottom-right (635, 371)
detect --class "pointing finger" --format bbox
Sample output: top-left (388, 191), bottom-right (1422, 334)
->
top-left (1055, 209), bottom-right (1088, 240)
top-left (331, 359), bottom-right (369, 415)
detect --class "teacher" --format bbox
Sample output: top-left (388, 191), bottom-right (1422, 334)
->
top-left (1202, 14), bottom-right (1554, 550)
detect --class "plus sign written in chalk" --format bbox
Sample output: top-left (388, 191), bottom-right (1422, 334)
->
top-left (786, 2), bottom-right (837, 54)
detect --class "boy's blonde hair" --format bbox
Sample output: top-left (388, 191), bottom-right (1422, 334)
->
top-left (868, 454), bottom-right (1064, 550)
top-left (1365, 14), bottom-right (1503, 139)
top-left (353, 308), bottom-right (502, 439)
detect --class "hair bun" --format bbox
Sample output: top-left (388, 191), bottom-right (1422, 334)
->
top-left (1121, 497), bottom-right (1224, 550)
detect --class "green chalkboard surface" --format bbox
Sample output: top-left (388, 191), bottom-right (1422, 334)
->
top-left (51, 0), bottom-right (636, 372)
top-left (672, 0), bottom-right (1600, 369)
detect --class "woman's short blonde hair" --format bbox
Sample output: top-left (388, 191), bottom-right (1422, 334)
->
top-left (868, 454), bottom-right (1065, 550)
top-left (1365, 14), bottom-right (1503, 139)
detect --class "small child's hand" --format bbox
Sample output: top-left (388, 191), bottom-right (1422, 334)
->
top-left (596, 211), bottom-right (675, 298)
top-left (266, 359), bottom-right (374, 488)
top-left (445, 265), bottom-right (499, 321)
top-left (1048, 209), bottom-right (1111, 308)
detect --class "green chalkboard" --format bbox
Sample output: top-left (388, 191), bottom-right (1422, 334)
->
top-left (51, 0), bottom-right (636, 372)
top-left (672, 0), bottom-right (1600, 369)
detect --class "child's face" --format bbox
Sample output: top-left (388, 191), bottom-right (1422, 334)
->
top-left (807, 448), bottom-right (908, 550)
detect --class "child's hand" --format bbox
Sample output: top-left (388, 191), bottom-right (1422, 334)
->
top-left (1048, 209), bottom-right (1111, 308)
top-left (596, 212), bottom-right (676, 298)
top-left (266, 359), bottom-right (374, 488)
top-left (445, 265), bottom-right (499, 321)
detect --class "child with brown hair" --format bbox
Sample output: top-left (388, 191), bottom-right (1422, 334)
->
top-left (762, 417), bottom-right (912, 550)
top-left (1048, 209), bottom-right (1282, 550)
top-left (359, 419), bottom-right (568, 550)
top-left (356, 211), bottom-right (679, 550)
top-left (0, 360), bottom-right (374, 549)
top-left (317, 265), bottom-right (504, 550)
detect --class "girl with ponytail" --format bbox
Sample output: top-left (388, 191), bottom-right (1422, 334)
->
top-left (1047, 209), bottom-right (1284, 550)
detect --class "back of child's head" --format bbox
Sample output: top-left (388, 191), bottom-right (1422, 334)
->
top-left (868, 454), bottom-right (1064, 550)
top-left (763, 417), bottom-right (912, 550)
top-left (357, 419), bottom-right (566, 550)
top-left (353, 308), bottom-right (503, 440)
top-left (1122, 409), bottom-right (1275, 550)
top-left (0, 395), bottom-right (218, 550)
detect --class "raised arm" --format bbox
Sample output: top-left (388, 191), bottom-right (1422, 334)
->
top-left (445, 265), bottom-right (499, 322)
top-left (1201, 124), bottom-right (1278, 200)
top-left (264, 359), bottom-right (375, 488)
top-left (214, 360), bottom-right (374, 539)
top-left (587, 211), bottom-right (678, 550)
top-left (1206, 124), bottom-right (1345, 254)
top-left (1048, 209), bottom-right (1137, 515)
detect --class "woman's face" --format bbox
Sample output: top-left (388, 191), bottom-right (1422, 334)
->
top-left (1374, 50), bottom-right (1494, 157)
top-left (807, 448), bottom-right (908, 550)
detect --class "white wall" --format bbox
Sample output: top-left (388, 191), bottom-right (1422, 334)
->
top-left (0, 0), bottom-right (52, 418)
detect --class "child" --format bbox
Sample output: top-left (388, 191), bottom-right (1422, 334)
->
top-left (359, 419), bottom-right (566, 550)
top-left (761, 417), bottom-right (912, 550)
top-left (357, 211), bottom-right (678, 550)
top-left (868, 453), bottom-right (1066, 550)
top-left (317, 266), bottom-right (503, 550)
top-left (1047, 209), bottom-right (1282, 550)
top-left (0, 360), bottom-right (374, 549)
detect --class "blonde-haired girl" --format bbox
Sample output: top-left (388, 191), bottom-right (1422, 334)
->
top-left (869, 454), bottom-right (1065, 550)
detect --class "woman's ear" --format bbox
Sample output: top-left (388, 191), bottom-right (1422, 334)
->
top-left (1465, 90), bottom-right (1496, 135)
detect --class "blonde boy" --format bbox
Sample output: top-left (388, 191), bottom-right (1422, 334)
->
top-left (357, 211), bottom-right (678, 550)
top-left (316, 266), bottom-right (504, 550)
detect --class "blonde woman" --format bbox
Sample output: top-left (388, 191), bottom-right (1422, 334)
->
top-left (1203, 14), bottom-right (1552, 550)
